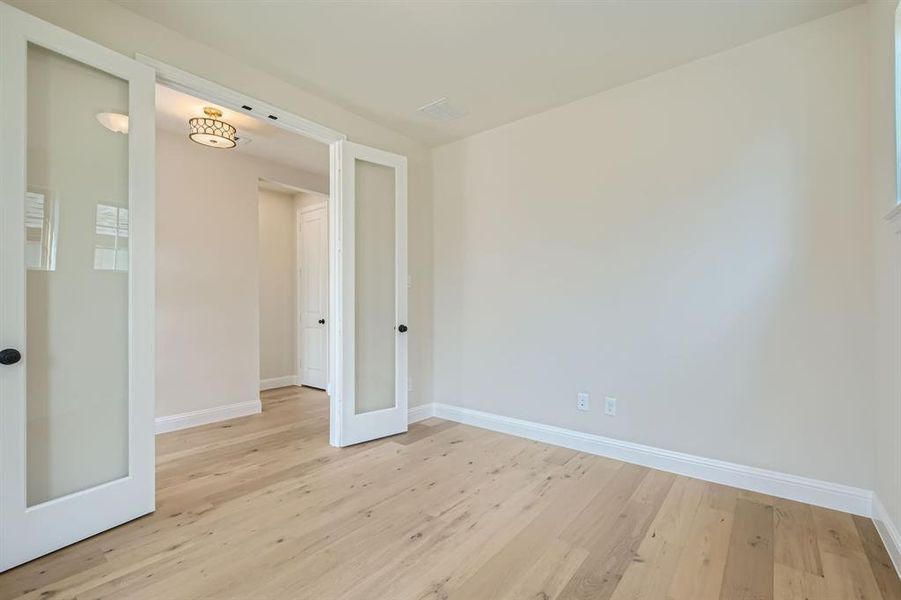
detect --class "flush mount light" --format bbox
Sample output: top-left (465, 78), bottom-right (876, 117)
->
top-left (96, 112), bottom-right (129, 134)
top-left (188, 107), bottom-right (236, 149)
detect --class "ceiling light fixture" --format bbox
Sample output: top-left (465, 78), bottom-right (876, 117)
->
top-left (96, 112), bottom-right (129, 134)
top-left (188, 107), bottom-right (236, 149)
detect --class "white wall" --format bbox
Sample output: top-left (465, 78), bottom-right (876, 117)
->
top-left (295, 190), bottom-right (327, 210)
top-left (10, 0), bottom-right (434, 409)
top-left (868, 0), bottom-right (901, 551)
top-left (258, 189), bottom-right (297, 382)
top-left (156, 129), bottom-right (325, 418)
top-left (433, 6), bottom-right (875, 489)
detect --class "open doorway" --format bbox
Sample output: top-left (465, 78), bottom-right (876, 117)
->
top-left (146, 59), bottom-right (411, 448)
top-left (151, 61), bottom-right (412, 449)
top-left (149, 61), bottom-right (413, 449)
top-left (0, 6), bottom-right (411, 570)
top-left (258, 179), bottom-right (329, 392)
top-left (154, 81), bottom-right (330, 423)
top-left (146, 57), bottom-right (412, 448)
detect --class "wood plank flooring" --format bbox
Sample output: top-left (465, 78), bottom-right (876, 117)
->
top-left (1, 386), bottom-right (898, 599)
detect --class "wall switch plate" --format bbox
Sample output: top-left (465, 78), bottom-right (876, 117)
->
top-left (408, 377), bottom-right (413, 392)
top-left (604, 397), bottom-right (617, 416)
top-left (577, 392), bottom-right (590, 411)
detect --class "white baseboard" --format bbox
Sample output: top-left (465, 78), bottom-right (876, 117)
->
top-left (873, 494), bottom-right (901, 577)
top-left (260, 375), bottom-right (298, 391)
top-left (423, 402), bottom-right (873, 517)
top-left (155, 399), bottom-right (262, 434)
top-left (408, 403), bottom-right (436, 424)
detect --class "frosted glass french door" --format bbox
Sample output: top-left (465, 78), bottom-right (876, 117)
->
top-left (332, 141), bottom-right (408, 446)
top-left (0, 2), bottom-right (155, 571)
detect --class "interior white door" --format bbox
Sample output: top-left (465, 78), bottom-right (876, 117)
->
top-left (331, 141), bottom-right (407, 447)
top-left (0, 2), bottom-right (156, 571)
top-left (299, 204), bottom-right (328, 390)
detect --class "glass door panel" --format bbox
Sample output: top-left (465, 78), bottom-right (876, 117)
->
top-left (25, 43), bottom-right (130, 507)
top-left (354, 159), bottom-right (396, 415)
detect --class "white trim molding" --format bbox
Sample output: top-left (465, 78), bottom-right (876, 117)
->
top-left (155, 400), bottom-right (262, 434)
top-left (300, 201), bottom-right (328, 214)
top-left (407, 403), bottom-right (436, 424)
top-left (417, 402), bottom-right (873, 517)
top-left (873, 494), bottom-right (901, 576)
top-left (260, 376), bottom-right (299, 391)
top-left (136, 55), bottom-right (346, 145)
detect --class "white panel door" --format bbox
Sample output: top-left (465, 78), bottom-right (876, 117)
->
top-left (299, 204), bottom-right (328, 390)
top-left (331, 141), bottom-right (407, 447)
top-left (0, 2), bottom-right (155, 571)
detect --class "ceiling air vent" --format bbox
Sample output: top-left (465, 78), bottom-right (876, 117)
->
top-left (417, 97), bottom-right (466, 122)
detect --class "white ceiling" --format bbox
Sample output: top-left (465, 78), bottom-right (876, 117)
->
top-left (124, 0), bottom-right (861, 147)
top-left (155, 84), bottom-right (329, 175)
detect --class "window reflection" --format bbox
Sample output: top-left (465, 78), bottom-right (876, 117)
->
top-left (94, 203), bottom-right (128, 272)
top-left (25, 189), bottom-right (58, 271)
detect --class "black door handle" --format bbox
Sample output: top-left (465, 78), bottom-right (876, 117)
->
top-left (397, 324), bottom-right (408, 333)
top-left (0, 348), bottom-right (21, 365)
top-left (318, 319), bottom-right (325, 325)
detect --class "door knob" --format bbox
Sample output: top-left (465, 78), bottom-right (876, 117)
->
top-left (397, 324), bottom-right (408, 333)
top-left (0, 348), bottom-right (21, 365)
top-left (318, 319), bottom-right (325, 325)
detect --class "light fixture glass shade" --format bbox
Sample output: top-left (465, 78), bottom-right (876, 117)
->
top-left (96, 112), bottom-right (129, 134)
top-left (188, 107), bottom-right (236, 149)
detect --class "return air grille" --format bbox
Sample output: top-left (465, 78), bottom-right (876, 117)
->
top-left (417, 97), bottom-right (466, 121)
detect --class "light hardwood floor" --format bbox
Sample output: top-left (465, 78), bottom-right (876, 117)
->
top-left (1, 386), bottom-right (898, 599)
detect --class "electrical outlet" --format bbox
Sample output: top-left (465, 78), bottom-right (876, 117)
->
top-left (604, 397), bottom-right (617, 416)
top-left (577, 392), bottom-right (590, 411)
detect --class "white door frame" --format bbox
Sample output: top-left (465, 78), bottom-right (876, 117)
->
top-left (296, 200), bottom-right (328, 390)
top-left (135, 56), bottom-right (380, 448)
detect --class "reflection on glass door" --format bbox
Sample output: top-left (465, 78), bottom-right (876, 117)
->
top-left (25, 43), bottom-right (130, 506)
top-left (24, 189), bottom-right (58, 271)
